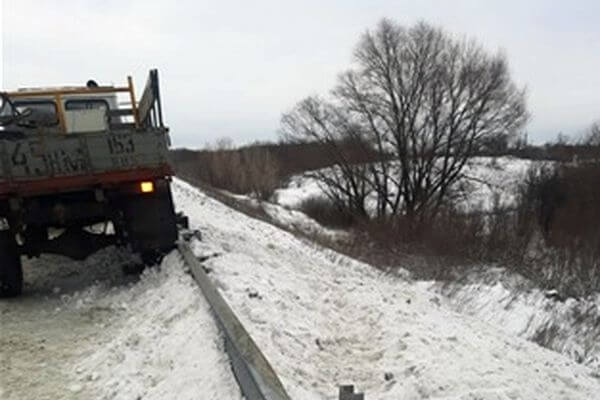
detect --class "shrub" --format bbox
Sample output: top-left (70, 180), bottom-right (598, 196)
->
top-left (510, 162), bottom-right (600, 297)
top-left (299, 197), bottom-right (356, 228)
top-left (170, 142), bottom-right (281, 200)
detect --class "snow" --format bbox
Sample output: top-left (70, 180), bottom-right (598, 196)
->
top-left (274, 174), bottom-right (324, 209)
top-left (3, 170), bottom-right (600, 400)
top-left (230, 191), bottom-right (347, 240)
top-left (174, 178), bottom-right (600, 399)
top-left (273, 156), bottom-right (545, 213)
top-left (72, 252), bottom-right (241, 400)
top-left (421, 267), bottom-right (600, 373)
top-left (0, 248), bottom-right (240, 400)
top-left (456, 157), bottom-right (545, 212)
top-left (270, 155), bottom-right (600, 372)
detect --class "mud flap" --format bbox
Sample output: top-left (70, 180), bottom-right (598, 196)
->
top-left (122, 180), bottom-right (178, 256)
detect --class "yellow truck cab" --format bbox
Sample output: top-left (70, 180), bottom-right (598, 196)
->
top-left (12, 89), bottom-right (119, 133)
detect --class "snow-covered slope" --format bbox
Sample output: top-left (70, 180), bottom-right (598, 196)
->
top-left (228, 178), bottom-right (600, 374)
top-left (422, 268), bottom-right (600, 373)
top-left (174, 178), bottom-right (600, 400)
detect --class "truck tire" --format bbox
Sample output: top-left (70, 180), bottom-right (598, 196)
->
top-left (141, 250), bottom-right (163, 266)
top-left (0, 231), bottom-right (23, 298)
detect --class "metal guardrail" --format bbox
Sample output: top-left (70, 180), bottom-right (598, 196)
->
top-left (178, 242), bottom-right (292, 400)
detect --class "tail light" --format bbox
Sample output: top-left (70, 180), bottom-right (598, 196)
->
top-left (140, 181), bottom-right (154, 193)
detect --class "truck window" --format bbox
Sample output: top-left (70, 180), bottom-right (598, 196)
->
top-left (65, 99), bottom-right (109, 111)
top-left (13, 100), bottom-right (59, 126)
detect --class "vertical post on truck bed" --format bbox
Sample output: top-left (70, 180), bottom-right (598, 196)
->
top-left (54, 94), bottom-right (67, 134)
top-left (127, 76), bottom-right (140, 128)
top-left (152, 69), bottom-right (164, 127)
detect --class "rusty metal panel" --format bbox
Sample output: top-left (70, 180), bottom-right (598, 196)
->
top-left (0, 129), bottom-right (170, 183)
top-left (85, 130), bottom-right (169, 172)
top-left (4, 135), bottom-right (89, 180)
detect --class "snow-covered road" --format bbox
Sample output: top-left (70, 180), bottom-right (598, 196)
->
top-left (175, 178), bottom-right (600, 399)
top-left (0, 246), bottom-right (240, 399)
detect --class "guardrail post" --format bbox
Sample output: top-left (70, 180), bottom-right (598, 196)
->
top-left (339, 385), bottom-right (365, 400)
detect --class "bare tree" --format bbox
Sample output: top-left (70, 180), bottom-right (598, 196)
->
top-left (281, 97), bottom-right (372, 217)
top-left (584, 121), bottom-right (600, 146)
top-left (282, 19), bottom-right (528, 225)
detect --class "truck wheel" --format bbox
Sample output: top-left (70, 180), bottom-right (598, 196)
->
top-left (0, 231), bottom-right (23, 298)
top-left (121, 250), bottom-right (164, 275)
top-left (141, 250), bottom-right (164, 266)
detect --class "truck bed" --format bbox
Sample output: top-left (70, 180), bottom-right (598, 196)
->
top-left (0, 128), bottom-right (172, 198)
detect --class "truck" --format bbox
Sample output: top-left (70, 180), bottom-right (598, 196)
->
top-left (0, 69), bottom-right (178, 297)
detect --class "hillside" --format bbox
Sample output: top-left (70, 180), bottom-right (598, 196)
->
top-left (172, 179), bottom-right (600, 399)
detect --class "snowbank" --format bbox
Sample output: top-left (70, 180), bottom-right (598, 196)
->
top-left (73, 252), bottom-right (242, 400)
top-left (1, 248), bottom-right (240, 400)
top-left (422, 268), bottom-right (600, 373)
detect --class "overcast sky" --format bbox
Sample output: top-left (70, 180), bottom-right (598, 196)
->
top-left (1, 0), bottom-right (599, 147)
